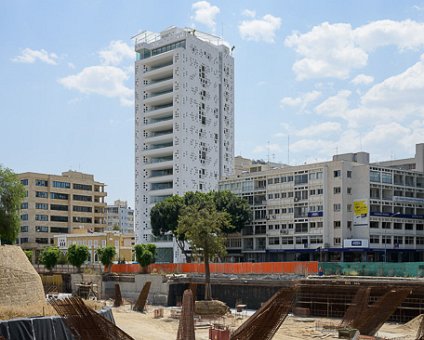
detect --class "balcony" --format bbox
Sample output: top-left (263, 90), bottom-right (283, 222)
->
top-left (144, 63), bottom-right (173, 79)
top-left (147, 174), bottom-right (173, 183)
top-left (145, 77), bottom-right (173, 92)
top-left (144, 132), bottom-right (173, 144)
top-left (144, 158), bottom-right (173, 171)
top-left (144, 103), bottom-right (173, 119)
top-left (142, 145), bottom-right (174, 158)
top-left (145, 122), bottom-right (173, 135)
top-left (144, 90), bottom-right (173, 106)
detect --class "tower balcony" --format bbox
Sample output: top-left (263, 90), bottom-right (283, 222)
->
top-left (144, 118), bottom-right (173, 132)
top-left (146, 174), bottom-right (174, 183)
top-left (144, 64), bottom-right (173, 79)
top-left (144, 77), bottom-right (173, 92)
top-left (142, 145), bottom-right (174, 158)
top-left (144, 132), bottom-right (173, 144)
top-left (143, 91), bottom-right (173, 106)
top-left (144, 159), bottom-right (173, 171)
top-left (144, 105), bottom-right (173, 119)
top-left (148, 187), bottom-right (173, 197)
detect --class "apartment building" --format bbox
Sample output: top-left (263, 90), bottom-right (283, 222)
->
top-left (54, 231), bottom-right (135, 263)
top-left (134, 27), bottom-right (234, 262)
top-left (17, 171), bottom-right (107, 255)
top-left (219, 144), bottom-right (424, 263)
top-left (106, 200), bottom-right (134, 234)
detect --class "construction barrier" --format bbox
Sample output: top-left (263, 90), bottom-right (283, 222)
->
top-left (109, 261), bottom-right (319, 275)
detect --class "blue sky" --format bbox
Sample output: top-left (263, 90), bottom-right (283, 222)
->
top-left (2, 1), bottom-right (424, 207)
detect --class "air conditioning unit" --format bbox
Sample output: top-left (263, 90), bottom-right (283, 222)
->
top-left (294, 197), bottom-right (300, 202)
top-left (280, 230), bottom-right (288, 234)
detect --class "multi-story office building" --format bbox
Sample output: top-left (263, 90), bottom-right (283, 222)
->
top-left (219, 144), bottom-right (424, 263)
top-left (17, 171), bottom-right (107, 256)
top-left (106, 200), bottom-right (134, 234)
top-left (134, 27), bottom-right (234, 262)
top-left (54, 231), bottom-right (135, 263)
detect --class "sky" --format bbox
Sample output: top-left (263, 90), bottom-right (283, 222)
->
top-left (2, 0), bottom-right (424, 208)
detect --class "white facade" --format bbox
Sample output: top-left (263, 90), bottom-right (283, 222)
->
top-left (219, 145), bottom-right (424, 263)
top-left (134, 27), bottom-right (234, 262)
top-left (106, 200), bottom-right (134, 234)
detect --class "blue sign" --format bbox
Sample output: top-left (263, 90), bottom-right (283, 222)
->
top-left (308, 211), bottom-right (323, 217)
top-left (351, 240), bottom-right (362, 246)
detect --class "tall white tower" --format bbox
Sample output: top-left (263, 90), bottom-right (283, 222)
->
top-left (134, 27), bottom-right (234, 262)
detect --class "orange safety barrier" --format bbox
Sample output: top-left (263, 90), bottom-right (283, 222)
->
top-left (109, 261), bottom-right (318, 275)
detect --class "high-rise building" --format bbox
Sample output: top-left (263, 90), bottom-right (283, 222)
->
top-left (17, 171), bottom-right (107, 257)
top-left (134, 27), bottom-right (234, 262)
top-left (106, 200), bottom-right (134, 234)
top-left (219, 144), bottom-right (424, 263)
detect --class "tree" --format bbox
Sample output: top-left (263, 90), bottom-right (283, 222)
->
top-left (134, 244), bottom-right (157, 272)
top-left (67, 244), bottom-right (89, 272)
top-left (24, 250), bottom-right (33, 263)
top-left (177, 201), bottom-right (232, 300)
top-left (0, 166), bottom-right (25, 244)
top-left (151, 191), bottom-right (251, 261)
top-left (97, 246), bottom-right (116, 272)
top-left (57, 251), bottom-right (68, 265)
top-left (39, 246), bottom-right (59, 272)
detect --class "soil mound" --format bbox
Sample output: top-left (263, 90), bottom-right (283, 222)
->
top-left (0, 245), bottom-right (45, 306)
top-left (195, 300), bottom-right (229, 316)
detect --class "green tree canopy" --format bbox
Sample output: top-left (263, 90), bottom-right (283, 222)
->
top-left (0, 166), bottom-right (25, 244)
top-left (150, 191), bottom-right (251, 260)
top-left (67, 244), bottom-right (89, 272)
top-left (134, 243), bottom-right (157, 270)
top-left (177, 201), bottom-right (232, 300)
top-left (24, 250), bottom-right (33, 263)
top-left (39, 246), bottom-right (60, 272)
top-left (97, 246), bottom-right (116, 271)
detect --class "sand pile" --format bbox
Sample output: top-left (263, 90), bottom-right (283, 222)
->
top-left (195, 300), bottom-right (229, 316)
top-left (0, 245), bottom-right (45, 306)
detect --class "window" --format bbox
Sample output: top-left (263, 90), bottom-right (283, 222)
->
top-left (333, 187), bottom-right (341, 194)
top-left (21, 214), bottom-right (28, 221)
top-left (281, 237), bottom-right (294, 245)
top-left (334, 221), bottom-right (341, 228)
top-left (382, 221), bottom-right (391, 229)
top-left (417, 237), bottom-right (424, 245)
top-left (35, 179), bottom-right (48, 186)
top-left (53, 181), bottom-right (70, 189)
top-left (73, 194), bottom-right (92, 202)
top-left (51, 204), bottom-right (68, 211)
top-left (347, 171), bottom-right (352, 178)
top-left (417, 224), bottom-right (424, 231)
top-left (317, 188), bottom-right (323, 195)
top-left (36, 226), bottom-right (49, 232)
top-left (334, 237), bottom-right (341, 245)
top-left (21, 226), bottom-right (28, 232)
top-left (21, 179), bottom-right (28, 185)
top-left (35, 203), bottom-right (48, 210)
top-left (35, 214), bottom-right (48, 221)
top-left (370, 221), bottom-right (379, 228)
top-left (21, 202), bottom-right (28, 209)
top-left (347, 204), bottom-right (352, 212)
top-left (102, 240), bottom-right (106, 247)
top-left (295, 174), bottom-right (308, 185)
top-left (36, 191), bottom-right (48, 198)
top-left (347, 187), bottom-right (352, 194)
top-left (73, 217), bottom-right (92, 223)
top-left (73, 206), bottom-right (92, 213)
top-left (405, 236), bottom-right (414, 245)
top-left (295, 223), bottom-right (308, 233)
top-left (334, 204), bottom-right (341, 212)
top-left (370, 171), bottom-right (380, 182)
top-left (334, 170), bottom-right (341, 177)
top-left (382, 236), bottom-right (392, 244)
top-left (370, 235), bottom-right (379, 244)
top-left (405, 223), bottom-right (413, 230)
top-left (58, 238), bottom-right (66, 247)
top-left (51, 192), bottom-right (69, 200)
top-left (20, 238), bottom-right (29, 243)
top-left (394, 236), bottom-right (403, 245)
top-left (310, 236), bottom-right (323, 244)
top-left (381, 173), bottom-right (393, 184)
top-left (268, 237), bottom-right (280, 245)
top-left (94, 240), bottom-right (98, 248)
top-left (51, 215), bottom-right (68, 222)
top-left (51, 227), bottom-right (68, 233)
top-left (394, 223), bottom-right (402, 230)
top-left (35, 238), bottom-right (49, 244)
top-left (73, 183), bottom-right (92, 191)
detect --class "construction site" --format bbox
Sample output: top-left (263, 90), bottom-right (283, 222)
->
top-left (1, 245), bottom-right (424, 339)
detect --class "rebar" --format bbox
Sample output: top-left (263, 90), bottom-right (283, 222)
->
top-left (230, 287), bottom-right (297, 340)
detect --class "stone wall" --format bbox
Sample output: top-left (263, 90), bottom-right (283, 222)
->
top-left (0, 245), bottom-right (45, 306)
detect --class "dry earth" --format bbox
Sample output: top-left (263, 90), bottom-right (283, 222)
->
top-left (113, 304), bottom-right (420, 340)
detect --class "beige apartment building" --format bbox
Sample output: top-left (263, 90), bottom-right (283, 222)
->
top-left (17, 171), bottom-right (107, 256)
top-left (54, 231), bottom-right (135, 263)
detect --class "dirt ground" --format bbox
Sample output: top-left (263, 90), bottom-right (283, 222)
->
top-left (113, 304), bottom-right (420, 340)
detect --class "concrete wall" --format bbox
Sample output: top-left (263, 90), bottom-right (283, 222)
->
top-left (103, 274), bottom-right (169, 305)
top-left (71, 273), bottom-right (104, 298)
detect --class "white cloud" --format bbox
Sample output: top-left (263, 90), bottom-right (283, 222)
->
top-left (242, 9), bottom-right (256, 18)
top-left (280, 90), bottom-right (321, 109)
top-left (191, 1), bottom-right (220, 31)
top-left (58, 66), bottom-right (133, 107)
top-left (315, 90), bottom-right (351, 117)
top-left (239, 14), bottom-right (281, 43)
top-left (285, 22), bottom-right (367, 80)
top-left (351, 74), bottom-right (374, 85)
top-left (98, 40), bottom-right (134, 66)
top-left (285, 20), bottom-right (424, 80)
top-left (295, 122), bottom-right (341, 137)
top-left (12, 48), bottom-right (58, 65)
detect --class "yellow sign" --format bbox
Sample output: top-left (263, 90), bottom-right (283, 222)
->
top-left (354, 200), bottom-right (368, 216)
